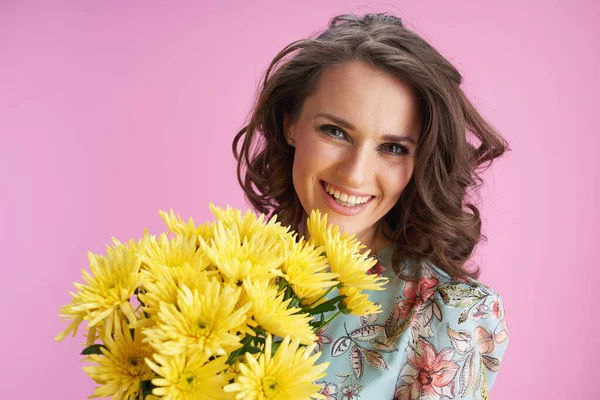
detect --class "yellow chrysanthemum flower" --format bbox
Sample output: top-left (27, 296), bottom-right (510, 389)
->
top-left (159, 209), bottom-right (214, 244)
top-left (141, 232), bottom-right (209, 272)
top-left (82, 319), bottom-right (154, 399)
top-left (305, 209), bottom-right (365, 252)
top-left (200, 221), bottom-right (284, 285)
top-left (138, 261), bottom-right (213, 320)
top-left (82, 323), bottom-right (101, 347)
top-left (147, 352), bottom-right (232, 400)
top-left (55, 238), bottom-right (144, 342)
top-left (281, 235), bottom-right (338, 305)
top-left (339, 286), bottom-right (382, 316)
top-left (137, 233), bottom-right (213, 321)
top-left (243, 280), bottom-right (317, 345)
top-left (224, 334), bottom-right (328, 400)
top-left (143, 275), bottom-right (250, 358)
top-left (323, 231), bottom-right (387, 291)
top-left (305, 210), bottom-right (388, 292)
top-left (209, 203), bottom-right (291, 243)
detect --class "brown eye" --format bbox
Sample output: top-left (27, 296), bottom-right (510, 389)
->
top-left (320, 125), bottom-right (348, 140)
top-left (381, 142), bottom-right (409, 156)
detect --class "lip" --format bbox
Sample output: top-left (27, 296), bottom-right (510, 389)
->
top-left (319, 180), bottom-right (374, 216)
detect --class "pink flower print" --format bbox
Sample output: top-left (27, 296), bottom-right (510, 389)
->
top-left (316, 381), bottom-right (338, 400)
top-left (398, 277), bottom-right (439, 318)
top-left (491, 300), bottom-right (503, 319)
top-left (341, 384), bottom-right (362, 400)
top-left (314, 323), bottom-right (332, 353)
top-left (395, 339), bottom-right (459, 400)
top-left (367, 260), bottom-right (387, 277)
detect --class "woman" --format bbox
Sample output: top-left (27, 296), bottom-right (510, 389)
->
top-left (233, 13), bottom-right (509, 399)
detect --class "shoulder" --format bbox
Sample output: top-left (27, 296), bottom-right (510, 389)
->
top-left (419, 259), bottom-right (509, 352)
top-left (391, 259), bottom-right (509, 397)
top-left (393, 256), bottom-right (507, 321)
top-left (424, 260), bottom-right (508, 328)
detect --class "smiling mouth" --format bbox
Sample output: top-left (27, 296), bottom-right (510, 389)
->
top-left (320, 180), bottom-right (373, 207)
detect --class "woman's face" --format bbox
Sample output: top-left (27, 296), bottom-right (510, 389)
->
top-left (284, 60), bottom-right (422, 247)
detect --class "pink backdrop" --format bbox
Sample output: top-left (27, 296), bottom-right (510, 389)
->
top-left (1, 1), bottom-right (598, 398)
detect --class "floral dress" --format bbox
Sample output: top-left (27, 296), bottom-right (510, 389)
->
top-left (314, 244), bottom-right (509, 400)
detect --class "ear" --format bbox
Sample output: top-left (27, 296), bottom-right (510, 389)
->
top-left (283, 114), bottom-right (294, 142)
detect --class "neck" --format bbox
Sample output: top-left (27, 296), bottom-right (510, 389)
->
top-left (356, 222), bottom-right (393, 255)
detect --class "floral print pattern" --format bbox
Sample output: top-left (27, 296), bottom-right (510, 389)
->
top-left (341, 384), bottom-right (363, 400)
top-left (315, 323), bottom-right (333, 353)
top-left (317, 382), bottom-right (339, 400)
top-left (395, 338), bottom-right (459, 399)
top-left (315, 245), bottom-right (509, 399)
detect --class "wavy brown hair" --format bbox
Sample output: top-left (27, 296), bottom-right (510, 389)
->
top-left (233, 13), bottom-right (509, 279)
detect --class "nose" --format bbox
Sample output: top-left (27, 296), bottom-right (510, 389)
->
top-left (336, 146), bottom-right (373, 187)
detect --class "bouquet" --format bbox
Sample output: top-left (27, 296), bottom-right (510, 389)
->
top-left (55, 204), bottom-right (388, 399)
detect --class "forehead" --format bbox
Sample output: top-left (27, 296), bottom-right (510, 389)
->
top-left (299, 61), bottom-right (421, 138)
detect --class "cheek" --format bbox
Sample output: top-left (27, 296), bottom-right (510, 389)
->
top-left (293, 135), bottom-right (337, 178)
top-left (381, 162), bottom-right (414, 200)
top-left (291, 147), bottom-right (314, 189)
top-left (291, 137), bottom-right (325, 201)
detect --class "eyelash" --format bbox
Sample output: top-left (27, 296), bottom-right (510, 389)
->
top-left (318, 124), bottom-right (410, 156)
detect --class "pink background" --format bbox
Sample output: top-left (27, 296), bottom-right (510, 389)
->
top-left (1, 1), bottom-right (598, 398)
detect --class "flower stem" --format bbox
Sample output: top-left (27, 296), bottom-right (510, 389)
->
top-left (316, 310), bottom-right (341, 331)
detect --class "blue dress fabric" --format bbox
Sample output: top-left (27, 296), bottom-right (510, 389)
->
top-left (314, 243), bottom-right (509, 400)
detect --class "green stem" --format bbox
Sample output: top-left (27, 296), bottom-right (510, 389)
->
top-left (316, 310), bottom-right (341, 331)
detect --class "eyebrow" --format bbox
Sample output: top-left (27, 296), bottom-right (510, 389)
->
top-left (315, 112), bottom-right (417, 145)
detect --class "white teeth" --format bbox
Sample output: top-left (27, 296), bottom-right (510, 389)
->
top-left (323, 182), bottom-right (371, 206)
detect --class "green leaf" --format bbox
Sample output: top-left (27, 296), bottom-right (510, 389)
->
top-left (81, 344), bottom-right (106, 355)
top-left (389, 311), bottom-right (414, 339)
top-left (308, 295), bottom-right (345, 315)
top-left (310, 320), bottom-right (323, 329)
top-left (245, 346), bottom-right (262, 354)
top-left (338, 300), bottom-right (352, 315)
top-left (438, 284), bottom-right (485, 308)
top-left (226, 334), bottom-right (257, 364)
top-left (458, 308), bottom-right (471, 324)
top-left (141, 380), bottom-right (156, 397)
top-left (251, 336), bottom-right (265, 347)
top-left (481, 369), bottom-right (489, 400)
top-left (283, 285), bottom-right (295, 302)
